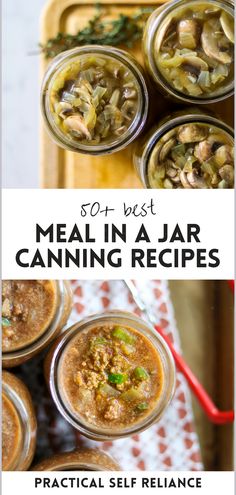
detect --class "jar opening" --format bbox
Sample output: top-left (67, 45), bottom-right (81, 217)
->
top-left (146, 0), bottom-right (234, 103)
top-left (2, 281), bottom-right (65, 364)
top-left (42, 46), bottom-right (149, 155)
top-left (49, 312), bottom-right (176, 440)
top-left (139, 115), bottom-right (234, 189)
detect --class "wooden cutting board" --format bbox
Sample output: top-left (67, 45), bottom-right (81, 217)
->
top-left (40, 0), bottom-right (234, 189)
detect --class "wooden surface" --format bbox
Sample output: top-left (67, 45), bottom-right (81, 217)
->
top-left (169, 281), bottom-right (234, 471)
top-left (40, 0), bottom-right (234, 189)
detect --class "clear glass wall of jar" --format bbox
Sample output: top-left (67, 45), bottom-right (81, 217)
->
top-left (44, 311), bottom-right (176, 441)
top-left (41, 46), bottom-right (149, 155)
top-left (32, 449), bottom-right (120, 471)
top-left (2, 280), bottom-right (72, 368)
top-left (133, 109), bottom-right (234, 189)
top-left (143, 0), bottom-right (234, 104)
top-left (2, 371), bottom-right (37, 471)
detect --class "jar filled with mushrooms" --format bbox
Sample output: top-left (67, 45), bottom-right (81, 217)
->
top-left (143, 0), bottom-right (234, 103)
top-left (133, 110), bottom-right (234, 189)
top-left (41, 46), bottom-right (149, 155)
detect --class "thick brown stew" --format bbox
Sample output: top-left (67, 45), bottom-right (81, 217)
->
top-left (2, 280), bottom-right (58, 352)
top-left (58, 324), bottom-right (164, 429)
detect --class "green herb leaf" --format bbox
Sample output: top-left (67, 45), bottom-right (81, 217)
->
top-left (40, 6), bottom-right (154, 59)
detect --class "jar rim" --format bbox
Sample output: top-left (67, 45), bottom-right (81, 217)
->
top-left (2, 280), bottom-right (66, 365)
top-left (41, 45), bottom-right (149, 155)
top-left (2, 371), bottom-right (37, 471)
top-left (32, 448), bottom-right (120, 471)
top-left (48, 310), bottom-right (176, 441)
top-left (144, 0), bottom-right (234, 104)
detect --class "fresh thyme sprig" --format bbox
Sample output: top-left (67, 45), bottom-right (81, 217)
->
top-left (40, 5), bottom-right (154, 59)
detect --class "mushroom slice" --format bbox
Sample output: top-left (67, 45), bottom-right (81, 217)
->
top-left (214, 144), bottom-right (234, 166)
top-left (178, 124), bottom-right (208, 144)
top-left (220, 11), bottom-right (234, 44)
top-left (171, 174), bottom-right (181, 184)
top-left (161, 54), bottom-right (208, 72)
top-left (181, 56), bottom-right (208, 73)
top-left (179, 171), bottom-right (192, 188)
top-left (159, 138), bottom-right (176, 162)
top-left (201, 19), bottom-right (232, 64)
top-left (178, 19), bottom-right (199, 49)
top-left (194, 140), bottom-right (213, 162)
top-left (166, 160), bottom-right (177, 178)
top-left (187, 170), bottom-right (208, 189)
top-left (64, 115), bottom-right (92, 140)
top-left (219, 164), bottom-right (234, 185)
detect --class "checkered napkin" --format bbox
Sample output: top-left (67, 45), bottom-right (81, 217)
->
top-left (18, 280), bottom-right (203, 470)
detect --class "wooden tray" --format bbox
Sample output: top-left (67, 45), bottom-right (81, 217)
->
top-left (40, 0), bottom-right (234, 188)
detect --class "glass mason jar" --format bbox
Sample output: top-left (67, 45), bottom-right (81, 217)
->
top-left (32, 449), bottom-right (120, 471)
top-left (2, 371), bottom-right (37, 471)
top-left (41, 45), bottom-right (149, 155)
top-left (2, 280), bottom-right (73, 368)
top-left (143, 0), bottom-right (234, 104)
top-left (133, 109), bottom-right (234, 188)
top-left (44, 311), bottom-right (176, 441)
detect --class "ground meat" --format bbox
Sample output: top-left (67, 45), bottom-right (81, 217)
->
top-left (194, 140), bottom-right (213, 162)
top-left (104, 399), bottom-right (122, 420)
top-left (109, 354), bottom-right (130, 374)
top-left (90, 346), bottom-right (112, 372)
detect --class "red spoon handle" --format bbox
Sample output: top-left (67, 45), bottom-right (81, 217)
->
top-left (155, 325), bottom-right (234, 425)
top-left (228, 280), bottom-right (235, 293)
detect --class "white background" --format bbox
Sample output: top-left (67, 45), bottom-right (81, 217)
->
top-left (2, 189), bottom-right (234, 280)
top-left (2, 0), bottom-right (47, 188)
top-left (2, 472), bottom-right (234, 495)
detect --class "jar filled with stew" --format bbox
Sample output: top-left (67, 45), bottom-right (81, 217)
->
top-left (44, 311), bottom-right (176, 441)
top-left (143, 0), bottom-right (234, 103)
top-left (41, 46), bottom-right (149, 155)
top-left (2, 280), bottom-right (73, 368)
top-left (2, 371), bottom-right (37, 471)
top-left (32, 449), bottom-right (120, 471)
top-left (134, 110), bottom-right (234, 189)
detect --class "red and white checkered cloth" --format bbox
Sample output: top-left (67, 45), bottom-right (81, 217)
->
top-left (19, 280), bottom-right (202, 470)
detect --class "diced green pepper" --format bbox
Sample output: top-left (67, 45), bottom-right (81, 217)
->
top-left (133, 367), bottom-right (149, 381)
top-left (2, 318), bottom-right (11, 327)
top-left (136, 402), bottom-right (148, 411)
top-left (108, 373), bottom-right (128, 385)
top-left (111, 326), bottom-right (136, 345)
